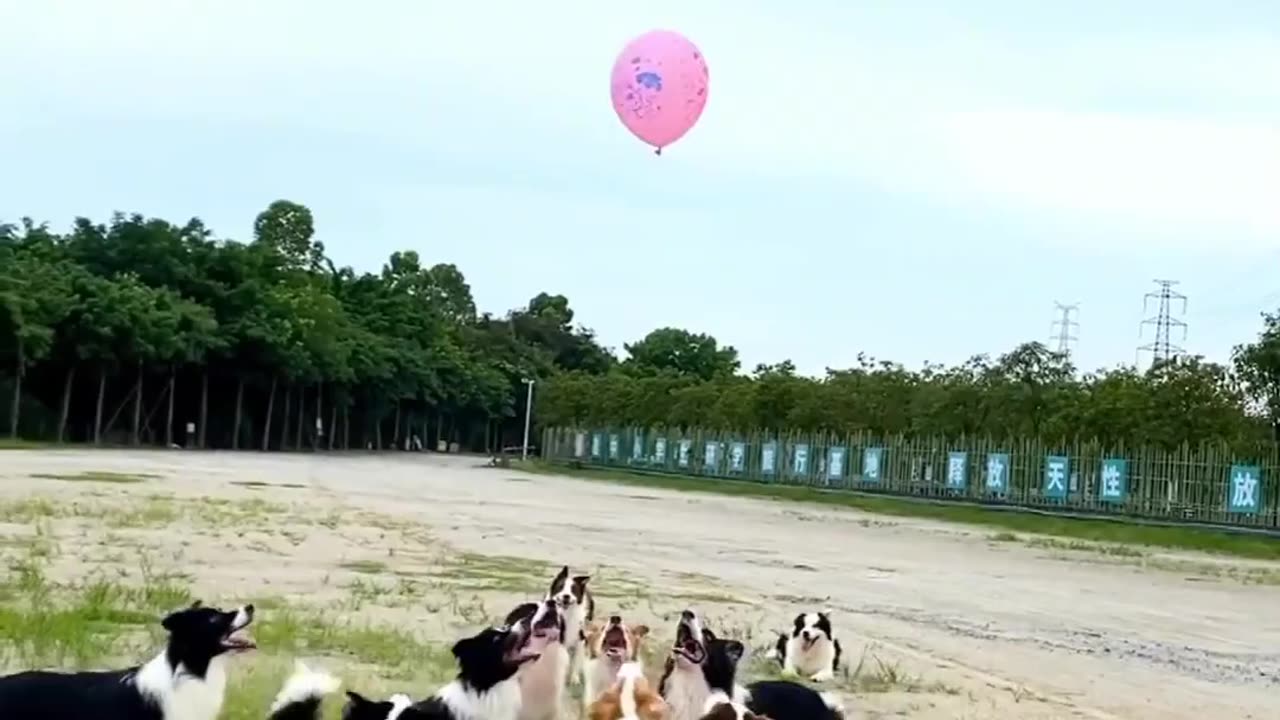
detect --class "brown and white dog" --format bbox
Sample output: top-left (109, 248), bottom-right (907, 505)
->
top-left (587, 661), bottom-right (668, 720)
top-left (544, 566), bottom-right (594, 684)
top-left (583, 615), bottom-right (650, 710)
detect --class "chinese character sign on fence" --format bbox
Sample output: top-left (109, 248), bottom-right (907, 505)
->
top-left (631, 433), bottom-right (644, 463)
top-left (985, 453), bottom-right (1009, 493)
top-left (704, 442), bottom-right (720, 473)
top-left (608, 435), bottom-right (620, 460)
top-left (761, 442), bottom-right (777, 475)
top-left (677, 440), bottom-right (691, 468)
top-left (574, 433), bottom-right (586, 458)
top-left (1100, 458), bottom-right (1127, 503)
top-left (862, 447), bottom-right (883, 483)
top-left (591, 433), bottom-right (603, 459)
top-left (730, 442), bottom-right (746, 473)
top-left (946, 452), bottom-right (967, 490)
top-left (1044, 455), bottom-right (1069, 499)
top-left (1228, 464), bottom-right (1262, 514)
top-left (827, 447), bottom-right (846, 482)
top-left (654, 437), bottom-right (667, 464)
top-left (792, 444), bottom-right (809, 476)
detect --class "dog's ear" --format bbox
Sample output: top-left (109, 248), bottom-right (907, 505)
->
top-left (723, 640), bottom-right (745, 665)
top-left (549, 565), bottom-right (569, 593)
top-left (572, 574), bottom-right (591, 589)
top-left (189, 599), bottom-right (203, 609)
top-left (820, 607), bottom-right (832, 619)
top-left (344, 691), bottom-right (369, 704)
top-left (161, 610), bottom-right (184, 632)
top-left (633, 624), bottom-right (650, 639)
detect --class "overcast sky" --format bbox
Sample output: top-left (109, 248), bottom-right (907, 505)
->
top-left (2, 0), bottom-right (1278, 375)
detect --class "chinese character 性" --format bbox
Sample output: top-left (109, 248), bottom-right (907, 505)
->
top-left (865, 453), bottom-right (880, 477)
top-left (948, 457), bottom-right (964, 485)
top-left (1102, 464), bottom-right (1122, 497)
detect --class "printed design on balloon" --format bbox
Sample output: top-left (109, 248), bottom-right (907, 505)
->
top-left (622, 63), bottom-right (664, 119)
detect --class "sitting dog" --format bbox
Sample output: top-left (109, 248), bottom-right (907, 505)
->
top-left (658, 609), bottom-right (844, 720)
top-left (769, 612), bottom-right (841, 682)
top-left (0, 601), bottom-right (255, 720)
top-left (582, 615), bottom-right (650, 710)
top-left (341, 619), bottom-right (540, 720)
top-left (587, 661), bottom-right (668, 720)
top-left (544, 566), bottom-right (593, 684)
top-left (504, 599), bottom-right (571, 720)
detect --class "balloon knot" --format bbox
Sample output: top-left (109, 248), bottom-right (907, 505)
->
top-left (654, 147), bottom-right (663, 156)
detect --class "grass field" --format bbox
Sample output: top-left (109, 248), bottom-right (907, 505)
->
top-left (522, 460), bottom-right (1280, 561)
top-left (0, 463), bottom-right (924, 720)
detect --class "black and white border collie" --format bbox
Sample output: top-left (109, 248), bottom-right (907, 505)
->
top-left (341, 619), bottom-right (540, 720)
top-left (505, 599), bottom-right (570, 720)
top-left (770, 612), bottom-right (842, 682)
top-left (544, 566), bottom-right (593, 683)
top-left (267, 661), bottom-right (342, 720)
top-left (0, 601), bottom-right (256, 720)
top-left (659, 610), bottom-right (844, 720)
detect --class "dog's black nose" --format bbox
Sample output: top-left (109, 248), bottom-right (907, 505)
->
top-left (681, 610), bottom-right (695, 622)
top-left (609, 615), bottom-right (622, 625)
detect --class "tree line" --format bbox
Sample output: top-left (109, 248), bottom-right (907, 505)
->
top-left (4, 203), bottom-right (1280, 453)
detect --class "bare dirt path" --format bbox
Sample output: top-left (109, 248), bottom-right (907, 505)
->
top-left (1, 450), bottom-right (1276, 719)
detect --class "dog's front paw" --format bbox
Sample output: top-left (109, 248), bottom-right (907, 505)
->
top-left (780, 666), bottom-right (800, 679)
top-left (810, 669), bottom-right (834, 682)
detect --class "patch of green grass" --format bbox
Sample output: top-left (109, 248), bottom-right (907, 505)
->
top-left (30, 470), bottom-right (158, 484)
top-left (0, 438), bottom-right (53, 450)
top-left (339, 560), bottom-right (389, 575)
top-left (522, 462), bottom-right (1280, 561)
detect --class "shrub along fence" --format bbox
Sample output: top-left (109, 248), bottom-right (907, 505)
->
top-left (541, 427), bottom-right (1280, 529)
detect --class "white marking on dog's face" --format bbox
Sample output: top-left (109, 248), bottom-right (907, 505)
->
top-left (793, 612), bottom-right (831, 646)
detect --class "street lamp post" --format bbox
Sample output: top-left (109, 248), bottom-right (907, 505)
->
top-left (521, 378), bottom-right (535, 461)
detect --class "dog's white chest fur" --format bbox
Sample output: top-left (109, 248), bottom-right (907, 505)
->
top-left (662, 666), bottom-right (712, 720)
top-left (785, 636), bottom-right (837, 680)
top-left (582, 656), bottom-right (626, 707)
top-left (134, 652), bottom-right (227, 720)
top-left (516, 644), bottom-right (569, 720)
top-left (436, 678), bottom-right (523, 720)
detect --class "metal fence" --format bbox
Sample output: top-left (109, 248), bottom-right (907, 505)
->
top-left (542, 426), bottom-right (1280, 529)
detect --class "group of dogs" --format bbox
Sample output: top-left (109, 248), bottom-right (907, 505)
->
top-left (0, 566), bottom-right (845, 720)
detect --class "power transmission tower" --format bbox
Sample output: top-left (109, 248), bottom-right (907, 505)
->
top-left (1137, 279), bottom-right (1188, 367)
top-left (1049, 302), bottom-right (1079, 355)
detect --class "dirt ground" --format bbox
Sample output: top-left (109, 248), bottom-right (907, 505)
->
top-left (1, 450), bottom-right (1277, 719)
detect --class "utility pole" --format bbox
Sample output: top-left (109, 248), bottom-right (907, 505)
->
top-left (1137, 279), bottom-right (1188, 368)
top-left (520, 378), bottom-right (535, 461)
top-left (1050, 302), bottom-right (1079, 355)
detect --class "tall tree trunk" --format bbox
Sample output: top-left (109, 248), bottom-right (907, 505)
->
top-left (8, 338), bottom-right (23, 440)
top-left (342, 405), bottom-right (350, 450)
top-left (375, 415), bottom-right (382, 451)
top-left (314, 382), bottom-right (323, 451)
top-left (131, 359), bottom-right (144, 446)
top-left (280, 385), bottom-right (292, 450)
top-left (393, 403), bottom-right (402, 449)
top-left (93, 367), bottom-right (107, 445)
top-left (484, 419), bottom-right (491, 454)
top-left (232, 378), bottom-right (244, 450)
top-left (198, 371), bottom-right (209, 449)
top-left (57, 366), bottom-right (76, 443)
top-left (262, 377), bottom-right (277, 451)
top-left (328, 402), bottom-right (337, 451)
top-left (165, 365), bottom-right (176, 447)
top-left (294, 385), bottom-right (304, 450)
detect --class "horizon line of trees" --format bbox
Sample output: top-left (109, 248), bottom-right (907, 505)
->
top-left (5, 203), bottom-right (1280, 454)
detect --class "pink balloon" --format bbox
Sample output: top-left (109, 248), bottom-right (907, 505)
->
top-left (610, 30), bottom-right (709, 154)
